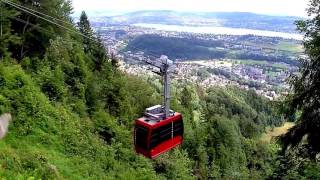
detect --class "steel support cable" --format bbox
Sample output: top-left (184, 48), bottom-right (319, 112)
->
top-left (2, 0), bottom-right (74, 26)
top-left (1, 0), bottom-right (296, 60)
top-left (2, 0), bottom-right (161, 59)
top-left (11, 16), bottom-right (77, 44)
top-left (1, 0), bottom-right (95, 40)
top-left (12, 16), bottom-right (158, 68)
top-left (8, 16), bottom-right (161, 69)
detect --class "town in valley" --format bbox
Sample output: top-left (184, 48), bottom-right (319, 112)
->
top-left (87, 11), bottom-right (304, 100)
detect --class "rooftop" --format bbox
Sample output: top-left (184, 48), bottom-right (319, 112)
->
top-left (136, 105), bottom-right (177, 126)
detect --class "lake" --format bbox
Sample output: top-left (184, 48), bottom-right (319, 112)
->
top-left (133, 23), bottom-right (303, 40)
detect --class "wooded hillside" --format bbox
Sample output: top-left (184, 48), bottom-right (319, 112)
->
top-left (0, 0), bottom-right (319, 179)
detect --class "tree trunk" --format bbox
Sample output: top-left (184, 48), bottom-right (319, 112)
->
top-left (20, 16), bottom-right (30, 60)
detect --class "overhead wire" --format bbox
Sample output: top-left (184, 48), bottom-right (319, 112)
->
top-left (0, 0), bottom-right (303, 61)
top-left (1, 0), bottom-right (96, 41)
top-left (11, 15), bottom-right (159, 69)
top-left (10, 16), bottom-right (79, 45)
top-left (4, 0), bottom-right (158, 55)
top-left (3, 10), bottom-right (158, 66)
top-left (2, 0), bottom-right (74, 26)
top-left (0, 0), bottom-right (304, 94)
top-left (2, 0), bottom-right (162, 59)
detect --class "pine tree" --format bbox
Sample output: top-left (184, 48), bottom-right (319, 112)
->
top-left (78, 11), bottom-right (94, 54)
top-left (281, 0), bottom-right (320, 156)
top-left (78, 11), bottom-right (109, 70)
top-left (93, 34), bottom-right (108, 70)
top-left (110, 50), bottom-right (119, 67)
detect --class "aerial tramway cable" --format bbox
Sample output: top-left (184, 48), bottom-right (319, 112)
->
top-left (1, 0), bottom-right (94, 40)
top-left (0, 0), bottom-right (162, 61)
top-left (0, 0), bottom-right (303, 61)
top-left (3, 0), bottom-right (74, 26)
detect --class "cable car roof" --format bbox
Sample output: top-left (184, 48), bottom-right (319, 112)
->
top-left (136, 111), bottom-right (182, 128)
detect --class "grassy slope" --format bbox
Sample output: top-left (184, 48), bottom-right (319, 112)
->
top-left (261, 122), bottom-right (295, 143)
top-left (276, 41), bottom-right (304, 53)
top-left (0, 59), bottom-right (282, 179)
top-left (0, 63), bottom-right (161, 179)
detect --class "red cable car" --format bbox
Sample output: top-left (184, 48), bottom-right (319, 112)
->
top-left (133, 55), bottom-right (183, 159)
top-left (134, 105), bottom-right (184, 159)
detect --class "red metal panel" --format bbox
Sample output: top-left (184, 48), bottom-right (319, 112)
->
top-left (152, 113), bottom-right (182, 129)
top-left (134, 113), bottom-right (183, 159)
top-left (135, 135), bottom-right (183, 159)
top-left (135, 113), bottom-right (182, 128)
top-left (150, 135), bottom-right (183, 159)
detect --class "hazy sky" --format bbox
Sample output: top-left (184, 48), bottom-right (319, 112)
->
top-left (72, 0), bottom-right (309, 17)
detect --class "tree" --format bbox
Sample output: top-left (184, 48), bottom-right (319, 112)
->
top-left (93, 34), bottom-right (108, 70)
top-left (78, 11), bottom-right (94, 54)
top-left (78, 11), bottom-right (108, 70)
top-left (0, 2), bottom-right (20, 58)
top-left (281, 0), bottom-right (320, 156)
top-left (7, 0), bottom-right (73, 60)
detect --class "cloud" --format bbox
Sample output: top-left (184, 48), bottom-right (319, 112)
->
top-left (72, 0), bottom-right (308, 17)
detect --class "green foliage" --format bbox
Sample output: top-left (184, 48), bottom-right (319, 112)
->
top-left (202, 87), bottom-right (280, 138)
top-left (154, 150), bottom-right (195, 180)
top-left (272, 145), bottom-right (320, 179)
top-left (126, 34), bottom-right (226, 60)
top-left (0, 54), bottom-right (282, 179)
top-left (175, 85), bottom-right (282, 179)
top-left (0, 61), bottom-right (165, 179)
top-left (0, 5), bottom-right (165, 178)
top-left (0, 1), bottom-right (299, 179)
top-left (126, 34), bottom-right (298, 65)
top-left (7, 0), bottom-right (73, 60)
top-left (206, 116), bottom-right (247, 177)
top-left (0, 2), bottom-right (21, 58)
top-left (78, 11), bottom-right (109, 70)
top-left (78, 11), bottom-right (94, 54)
top-left (281, 0), bottom-right (320, 157)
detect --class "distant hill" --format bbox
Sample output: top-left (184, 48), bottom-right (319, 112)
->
top-left (125, 34), bottom-right (299, 65)
top-left (94, 11), bottom-right (303, 33)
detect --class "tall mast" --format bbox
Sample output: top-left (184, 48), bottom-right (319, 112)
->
top-left (145, 55), bottom-right (173, 119)
top-left (161, 56), bottom-right (171, 119)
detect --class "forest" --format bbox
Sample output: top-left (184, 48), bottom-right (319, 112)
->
top-left (0, 0), bottom-right (319, 179)
top-left (125, 34), bottom-right (298, 65)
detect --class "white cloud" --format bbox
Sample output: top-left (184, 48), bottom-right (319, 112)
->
top-left (72, 0), bottom-right (309, 17)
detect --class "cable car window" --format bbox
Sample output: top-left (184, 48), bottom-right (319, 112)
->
top-left (135, 125), bottom-right (149, 150)
top-left (151, 119), bottom-right (182, 147)
top-left (173, 120), bottom-right (183, 136)
top-left (150, 123), bottom-right (172, 148)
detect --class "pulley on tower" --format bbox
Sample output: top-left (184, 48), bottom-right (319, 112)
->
top-left (134, 55), bottom-right (184, 159)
